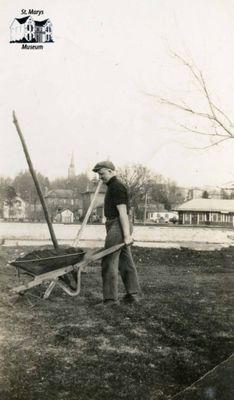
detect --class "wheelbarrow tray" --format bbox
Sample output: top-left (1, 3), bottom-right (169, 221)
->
top-left (9, 243), bottom-right (125, 299)
top-left (10, 249), bottom-right (85, 276)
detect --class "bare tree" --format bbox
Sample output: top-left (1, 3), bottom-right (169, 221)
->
top-left (117, 164), bottom-right (184, 217)
top-left (150, 179), bottom-right (185, 210)
top-left (118, 163), bottom-right (153, 198)
top-left (14, 170), bottom-right (49, 203)
top-left (146, 53), bottom-right (234, 149)
top-left (117, 163), bottom-right (154, 219)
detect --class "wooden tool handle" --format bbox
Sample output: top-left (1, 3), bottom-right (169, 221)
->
top-left (12, 111), bottom-right (59, 249)
top-left (84, 243), bottom-right (126, 262)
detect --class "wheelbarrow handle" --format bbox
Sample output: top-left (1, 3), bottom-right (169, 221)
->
top-left (85, 242), bottom-right (131, 263)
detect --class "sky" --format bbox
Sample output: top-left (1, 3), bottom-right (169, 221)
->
top-left (1, 0), bottom-right (234, 188)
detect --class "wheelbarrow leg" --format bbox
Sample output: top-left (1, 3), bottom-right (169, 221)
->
top-left (42, 266), bottom-right (82, 298)
top-left (56, 267), bottom-right (82, 297)
top-left (43, 279), bottom-right (58, 299)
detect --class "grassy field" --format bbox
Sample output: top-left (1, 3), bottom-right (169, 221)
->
top-left (0, 245), bottom-right (234, 400)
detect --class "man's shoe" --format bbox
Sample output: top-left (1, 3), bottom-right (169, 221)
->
top-left (123, 294), bottom-right (139, 303)
top-left (95, 299), bottom-right (119, 307)
top-left (103, 299), bottom-right (119, 306)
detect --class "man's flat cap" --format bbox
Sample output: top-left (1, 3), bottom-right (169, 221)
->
top-left (92, 161), bottom-right (115, 172)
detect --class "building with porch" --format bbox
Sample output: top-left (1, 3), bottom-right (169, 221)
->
top-left (175, 199), bottom-right (234, 226)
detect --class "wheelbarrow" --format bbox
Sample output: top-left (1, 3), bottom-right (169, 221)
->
top-left (10, 243), bottom-right (125, 299)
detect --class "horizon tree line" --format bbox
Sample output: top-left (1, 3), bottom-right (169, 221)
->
top-left (0, 164), bottom-right (185, 221)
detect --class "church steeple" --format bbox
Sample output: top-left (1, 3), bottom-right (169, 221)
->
top-left (68, 153), bottom-right (76, 179)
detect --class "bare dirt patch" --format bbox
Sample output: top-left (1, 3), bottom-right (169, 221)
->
top-left (0, 245), bottom-right (233, 399)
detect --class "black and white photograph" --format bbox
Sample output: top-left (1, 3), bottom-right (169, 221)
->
top-left (0, 1), bottom-right (234, 399)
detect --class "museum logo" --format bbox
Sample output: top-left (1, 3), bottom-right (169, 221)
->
top-left (10, 9), bottom-right (54, 50)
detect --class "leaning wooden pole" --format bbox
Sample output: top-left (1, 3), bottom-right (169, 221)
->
top-left (12, 111), bottom-right (59, 249)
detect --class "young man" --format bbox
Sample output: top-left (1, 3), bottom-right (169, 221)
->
top-left (92, 161), bottom-right (140, 304)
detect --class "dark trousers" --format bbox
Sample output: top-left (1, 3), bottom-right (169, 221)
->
top-left (101, 218), bottom-right (140, 300)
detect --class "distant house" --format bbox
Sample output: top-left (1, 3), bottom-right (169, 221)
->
top-left (187, 188), bottom-right (204, 200)
top-left (45, 189), bottom-right (82, 220)
top-left (175, 199), bottom-right (234, 226)
top-left (10, 16), bottom-right (53, 43)
top-left (3, 196), bottom-right (26, 221)
top-left (45, 189), bottom-right (75, 207)
top-left (54, 209), bottom-right (74, 224)
top-left (148, 211), bottom-right (178, 224)
top-left (142, 202), bottom-right (165, 220)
